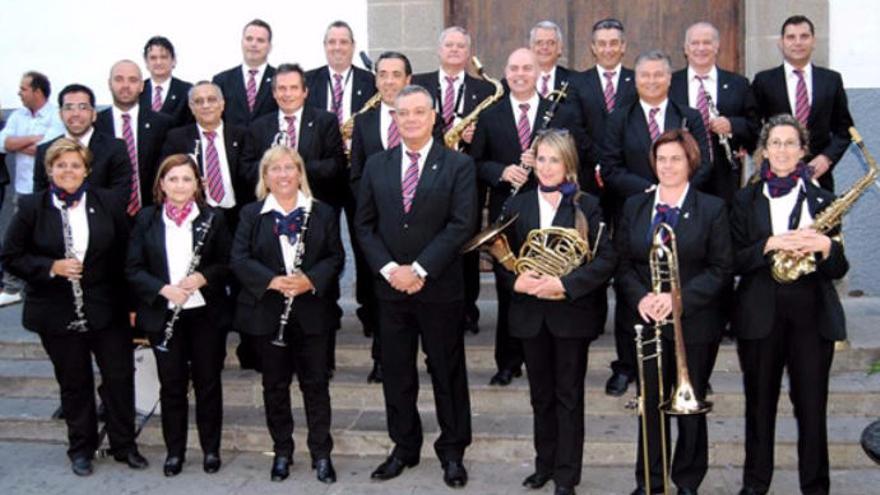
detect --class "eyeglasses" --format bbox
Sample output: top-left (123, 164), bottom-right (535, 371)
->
top-left (192, 96), bottom-right (220, 107)
top-left (61, 103), bottom-right (93, 112)
top-left (766, 139), bottom-right (802, 150)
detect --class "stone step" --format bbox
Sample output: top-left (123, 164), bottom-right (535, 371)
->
top-left (1, 358), bottom-right (877, 417)
top-left (0, 397), bottom-right (872, 469)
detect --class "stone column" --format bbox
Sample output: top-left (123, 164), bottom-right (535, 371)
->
top-left (367, 0), bottom-right (445, 73)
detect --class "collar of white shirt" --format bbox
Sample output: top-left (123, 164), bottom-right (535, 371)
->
top-left (261, 191), bottom-right (312, 215)
top-left (331, 66), bottom-right (351, 84)
top-left (783, 60), bottom-right (812, 80)
top-left (277, 107), bottom-right (304, 133)
top-left (688, 65), bottom-right (718, 84)
top-left (639, 98), bottom-right (669, 121)
top-left (401, 138), bottom-right (434, 170)
top-left (67, 127), bottom-right (94, 148)
top-left (652, 183), bottom-right (691, 212)
top-left (51, 191), bottom-right (88, 211)
top-left (242, 62), bottom-right (268, 81)
top-left (113, 104), bottom-right (140, 125)
top-left (198, 122), bottom-right (225, 140)
top-left (509, 92), bottom-right (540, 113)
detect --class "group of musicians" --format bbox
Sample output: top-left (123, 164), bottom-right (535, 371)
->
top-left (0, 12), bottom-right (856, 495)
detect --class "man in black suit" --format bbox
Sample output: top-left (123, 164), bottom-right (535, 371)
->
top-left (305, 20), bottom-right (376, 126)
top-left (355, 85), bottom-right (476, 488)
top-left (470, 47), bottom-right (590, 387)
top-left (139, 36), bottom-right (194, 129)
top-left (212, 19), bottom-right (278, 128)
top-left (530, 21), bottom-right (576, 98)
top-left (34, 85), bottom-right (131, 204)
top-left (671, 22), bottom-right (759, 203)
top-left (348, 51), bottom-right (413, 383)
top-left (751, 15), bottom-right (854, 192)
top-left (95, 60), bottom-right (172, 217)
top-left (411, 26), bottom-right (495, 336)
top-left (601, 49), bottom-right (711, 398)
top-left (159, 81), bottom-right (252, 231)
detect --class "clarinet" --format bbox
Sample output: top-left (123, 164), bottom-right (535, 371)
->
top-left (510, 81), bottom-right (570, 196)
top-left (703, 90), bottom-right (739, 171)
top-left (154, 212), bottom-right (215, 352)
top-left (59, 204), bottom-right (89, 333)
top-left (271, 198), bottom-right (313, 347)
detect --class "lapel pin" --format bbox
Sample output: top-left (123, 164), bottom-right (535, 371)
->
top-left (145, 122), bottom-right (151, 129)
top-left (431, 163), bottom-right (438, 170)
top-left (266, 77), bottom-right (272, 83)
top-left (170, 94), bottom-right (177, 100)
top-left (308, 121), bottom-right (314, 128)
top-left (357, 89), bottom-right (362, 96)
top-left (625, 76), bottom-right (632, 82)
top-left (89, 207), bottom-right (95, 214)
top-left (723, 83), bottom-right (729, 89)
top-left (233, 141), bottom-right (239, 148)
top-left (818, 197), bottom-right (824, 203)
top-left (683, 212), bottom-right (690, 219)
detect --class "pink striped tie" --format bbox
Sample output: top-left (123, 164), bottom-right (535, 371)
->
top-left (695, 75), bottom-right (714, 161)
top-left (246, 69), bottom-right (258, 112)
top-left (648, 107), bottom-right (660, 142)
top-left (387, 110), bottom-right (400, 148)
top-left (332, 73), bottom-right (344, 125)
top-left (516, 103), bottom-right (531, 152)
top-left (443, 76), bottom-right (457, 131)
top-left (203, 131), bottom-right (225, 203)
top-left (152, 85), bottom-right (163, 112)
top-left (402, 151), bottom-right (420, 213)
top-left (603, 71), bottom-right (616, 112)
top-left (121, 113), bottom-right (140, 215)
top-left (540, 74), bottom-right (551, 98)
top-left (285, 115), bottom-right (297, 149)
top-left (793, 69), bottom-right (810, 126)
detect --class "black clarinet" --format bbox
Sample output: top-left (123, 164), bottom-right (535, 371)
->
top-left (155, 212), bottom-right (215, 352)
top-left (271, 199), bottom-right (313, 347)
top-left (59, 204), bottom-right (89, 333)
top-left (510, 80), bottom-right (570, 196)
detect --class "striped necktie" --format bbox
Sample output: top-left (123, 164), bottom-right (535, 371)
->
top-left (152, 85), bottom-right (163, 112)
top-left (648, 107), bottom-right (661, 142)
top-left (387, 110), bottom-right (400, 148)
top-left (246, 69), bottom-right (258, 112)
top-left (603, 71), bottom-right (616, 112)
top-left (695, 75), bottom-right (714, 161)
top-left (793, 69), bottom-right (811, 126)
top-left (121, 113), bottom-right (140, 215)
top-left (443, 75), bottom-right (457, 132)
top-left (284, 115), bottom-right (297, 149)
top-left (402, 151), bottom-right (420, 213)
top-left (516, 103), bottom-right (531, 152)
top-left (332, 73), bottom-right (345, 125)
top-left (540, 74), bottom-right (551, 98)
top-left (203, 131), bottom-right (225, 204)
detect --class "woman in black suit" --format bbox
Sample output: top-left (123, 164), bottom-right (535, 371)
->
top-left (0, 138), bottom-right (148, 476)
top-left (498, 129), bottom-right (616, 495)
top-left (126, 154), bottom-right (231, 476)
top-left (615, 129), bottom-right (732, 495)
top-left (230, 145), bottom-right (344, 484)
top-left (731, 114), bottom-right (848, 495)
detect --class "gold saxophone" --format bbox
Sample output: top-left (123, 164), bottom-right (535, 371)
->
top-left (443, 56), bottom-right (504, 149)
top-left (770, 127), bottom-right (878, 283)
top-left (342, 92), bottom-right (383, 159)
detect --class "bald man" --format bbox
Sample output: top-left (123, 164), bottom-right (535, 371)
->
top-left (96, 60), bottom-right (173, 216)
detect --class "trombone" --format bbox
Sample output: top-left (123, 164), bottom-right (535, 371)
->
top-left (633, 223), bottom-right (712, 495)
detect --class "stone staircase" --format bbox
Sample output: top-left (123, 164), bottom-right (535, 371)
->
top-left (0, 288), bottom-right (877, 470)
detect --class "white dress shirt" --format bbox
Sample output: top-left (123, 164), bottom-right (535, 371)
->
top-left (111, 104), bottom-right (140, 148)
top-left (537, 191), bottom-right (559, 229)
top-left (438, 69), bottom-right (466, 123)
top-left (151, 78), bottom-right (171, 107)
top-left (261, 192), bottom-right (312, 275)
top-left (276, 107), bottom-right (305, 151)
top-left (650, 183), bottom-right (690, 250)
top-left (163, 203), bottom-right (206, 309)
top-left (0, 102), bottom-right (65, 193)
top-left (784, 60), bottom-right (813, 114)
top-left (325, 66), bottom-right (354, 121)
top-left (379, 101), bottom-right (395, 149)
top-left (687, 65), bottom-right (718, 109)
top-left (639, 98), bottom-right (669, 135)
top-left (198, 123), bottom-right (236, 209)
top-left (763, 180), bottom-right (814, 235)
top-left (598, 63), bottom-right (623, 95)
top-left (509, 92), bottom-right (540, 135)
top-left (538, 68), bottom-right (557, 96)
top-left (242, 63), bottom-right (269, 94)
top-left (51, 192), bottom-right (89, 262)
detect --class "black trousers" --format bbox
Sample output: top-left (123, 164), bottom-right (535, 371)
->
top-left (610, 289), bottom-right (637, 378)
top-left (147, 307), bottom-right (224, 457)
top-left (379, 299), bottom-right (472, 464)
top-left (40, 326), bottom-right (136, 460)
top-left (521, 324), bottom-right (590, 489)
top-left (492, 263), bottom-right (523, 372)
top-left (635, 336), bottom-right (716, 492)
top-left (257, 324), bottom-right (333, 460)
top-left (737, 278), bottom-right (833, 495)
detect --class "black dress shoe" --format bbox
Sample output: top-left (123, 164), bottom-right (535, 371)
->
top-left (164, 456), bottom-right (184, 477)
top-left (203, 452), bottom-right (221, 474)
top-left (555, 485), bottom-right (576, 495)
top-left (312, 457), bottom-right (336, 483)
top-left (489, 368), bottom-right (522, 386)
top-left (114, 449), bottom-right (149, 469)
top-left (738, 488), bottom-right (766, 495)
top-left (522, 472), bottom-right (553, 489)
top-left (270, 455), bottom-right (292, 481)
top-left (442, 460), bottom-right (467, 488)
top-left (605, 372), bottom-right (633, 397)
top-left (371, 455), bottom-right (417, 480)
top-left (678, 488), bottom-right (698, 495)
top-left (71, 456), bottom-right (93, 476)
top-left (367, 362), bottom-right (384, 383)
top-left (630, 488), bottom-right (646, 495)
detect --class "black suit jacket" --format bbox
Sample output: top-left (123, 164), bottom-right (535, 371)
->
top-left (230, 199), bottom-right (344, 336)
top-left (139, 77), bottom-right (194, 128)
top-left (305, 65), bottom-right (376, 115)
top-left (95, 107), bottom-right (173, 208)
top-left (729, 180), bottom-right (848, 341)
top-left (212, 65), bottom-right (278, 128)
top-left (614, 187), bottom-right (732, 344)
top-left (355, 142), bottom-right (478, 303)
top-left (159, 123), bottom-right (254, 225)
top-left (0, 188), bottom-right (129, 334)
top-left (126, 205), bottom-right (232, 334)
top-left (242, 107), bottom-right (346, 207)
top-left (499, 191), bottom-right (616, 339)
top-left (751, 65), bottom-right (854, 191)
top-left (411, 71), bottom-right (496, 128)
top-left (600, 99), bottom-right (712, 199)
top-left (470, 96), bottom-right (592, 220)
top-left (670, 67), bottom-right (760, 199)
top-left (567, 66), bottom-right (637, 193)
top-left (34, 131), bottom-right (132, 204)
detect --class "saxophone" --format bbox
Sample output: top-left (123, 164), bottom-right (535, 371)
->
top-left (60, 204), bottom-right (89, 333)
top-left (770, 127), bottom-right (878, 283)
top-left (443, 56), bottom-right (504, 149)
top-left (342, 92), bottom-right (382, 159)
